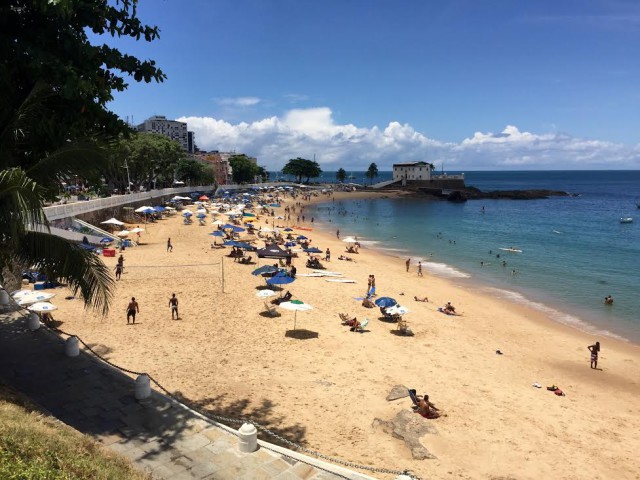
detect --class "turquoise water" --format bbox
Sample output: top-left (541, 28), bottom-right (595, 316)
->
top-left (306, 171), bottom-right (640, 342)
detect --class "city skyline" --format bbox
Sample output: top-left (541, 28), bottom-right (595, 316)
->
top-left (104, 0), bottom-right (640, 170)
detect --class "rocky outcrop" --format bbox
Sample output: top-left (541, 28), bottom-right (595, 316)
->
top-left (462, 187), bottom-right (569, 200)
top-left (373, 410), bottom-right (438, 460)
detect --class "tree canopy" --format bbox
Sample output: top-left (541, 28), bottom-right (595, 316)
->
top-left (229, 155), bottom-right (259, 184)
top-left (0, 0), bottom-right (166, 189)
top-left (336, 168), bottom-right (347, 183)
top-left (175, 158), bottom-right (215, 186)
top-left (365, 163), bottom-right (379, 184)
top-left (281, 158), bottom-right (322, 183)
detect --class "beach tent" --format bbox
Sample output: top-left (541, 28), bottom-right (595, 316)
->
top-left (256, 243), bottom-right (290, 259)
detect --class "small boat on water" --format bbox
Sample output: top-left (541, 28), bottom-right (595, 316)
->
top-left (620, 217), bottom-right (633, 224)
top-left (499, 247), bottom-right (523, 253)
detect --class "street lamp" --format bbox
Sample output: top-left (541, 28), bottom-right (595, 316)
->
top-left (122, 160), bottom-right (131, 194)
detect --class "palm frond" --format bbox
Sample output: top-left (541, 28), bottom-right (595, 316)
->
top-left (15, 231), bottom-right (115, 315)
top-left (0, 168), bottom-right (49, 244)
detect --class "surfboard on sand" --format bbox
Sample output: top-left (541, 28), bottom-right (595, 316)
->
top-left (325, 279), bottom-right (356, 283)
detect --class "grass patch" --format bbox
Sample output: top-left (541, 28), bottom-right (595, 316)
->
top-left (0, 383), bottom-right (149, 480)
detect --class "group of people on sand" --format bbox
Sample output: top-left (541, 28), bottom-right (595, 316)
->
top-left (125, 293), bottom-right (180, 324)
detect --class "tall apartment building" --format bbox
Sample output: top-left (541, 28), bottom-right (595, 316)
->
top-left (137, 115), bottom-right (195, 153)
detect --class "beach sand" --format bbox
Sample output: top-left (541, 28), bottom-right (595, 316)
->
top-left (52, 191), bottom-right (640, 479)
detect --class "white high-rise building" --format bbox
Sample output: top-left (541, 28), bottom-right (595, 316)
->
top-left (137, 115), bottom-right (193, 152)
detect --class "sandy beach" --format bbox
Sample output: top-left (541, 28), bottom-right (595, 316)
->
top-left (50, 190), bottom-right (640, 479)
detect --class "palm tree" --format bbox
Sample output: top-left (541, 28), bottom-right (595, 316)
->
top-left (365, 163), bottom-right (379, 185)
top-left (336, 168), bottom-right (347, 183)
top-left (0, 86), bottom-right (114, 314)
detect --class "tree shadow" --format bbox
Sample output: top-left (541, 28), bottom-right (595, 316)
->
top-left (176, 391), bottom-right (308, 448)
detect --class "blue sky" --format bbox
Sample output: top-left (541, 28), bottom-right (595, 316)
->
top-left (104, 0), bottom-right (640, 170)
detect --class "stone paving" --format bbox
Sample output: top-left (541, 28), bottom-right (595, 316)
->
top-left (0, 311), bottom-right (377, 479)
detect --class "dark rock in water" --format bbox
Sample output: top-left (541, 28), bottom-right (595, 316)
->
top-left (386, 384), bottom-right (409, 401)
top-left (372, 410), bottom-right (437, 460)
top-left (447, 190), bottom-right (467, 203)
top-left (463, 188), bottom-right (569, 200)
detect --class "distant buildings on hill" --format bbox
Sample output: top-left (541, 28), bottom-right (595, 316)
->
top-left (136, 115), bottom-right (258, 185)
top-left (136, 115), bottom-right (195, 153)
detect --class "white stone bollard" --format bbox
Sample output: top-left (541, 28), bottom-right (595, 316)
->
top-left (135, 374), bottom-right (151, 400)
top-left (237, 423), bottom-right (258, 453)
top-left (0, 289), bottom-right (10, 306)
top-left (27, 312), bottom-right (41, 331)
top-left (65, 336), bottom-right (80, 357)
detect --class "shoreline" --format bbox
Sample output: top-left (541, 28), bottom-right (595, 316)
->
top-left (306, 189), bottom-right (639, 346)
top-left (49, 190), bottom-right (640, 479)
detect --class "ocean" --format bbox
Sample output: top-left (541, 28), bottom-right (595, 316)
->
top-left (304, 171), bottom-right (640, 343)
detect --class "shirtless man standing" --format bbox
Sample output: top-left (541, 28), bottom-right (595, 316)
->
top-left (126, 297), bottom-right (140, 324)
top-left (169, 293), bottom-right (179, 320)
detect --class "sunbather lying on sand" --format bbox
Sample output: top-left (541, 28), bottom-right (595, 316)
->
top-left (438, 302), bottom-right (461, 315)
top-left (338, 255), bottom-right (355, 262)
top-left (339, 313), bottom-right (357, 326)
top-left (414, 296), bottom-right (429, 302)
top-left (416, 395), bottom-right (441, 419)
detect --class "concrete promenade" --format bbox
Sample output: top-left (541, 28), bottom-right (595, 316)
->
top-left (0, 311), bottom-right (381, 479)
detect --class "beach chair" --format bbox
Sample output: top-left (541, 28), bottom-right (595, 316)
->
top-left (397, 317), bottom-right (409, 334)
top-left (272, 291), bottom-right (292, 305)
top-left (408, 389), bottom-right (420, 408)
top-left (263, 301), bottom-right (280, 317)
top-left (352, 318), bottom-right (369, 333)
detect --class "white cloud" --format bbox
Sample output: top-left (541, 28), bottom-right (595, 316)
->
top-left (178, 110), bottom-right (640, 170)
top-left (215, 96), bottom-right (261, 107)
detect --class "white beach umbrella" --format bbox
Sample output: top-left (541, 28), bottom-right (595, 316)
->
top-left (256, 289), bottom-right (277, 298)
top-left (116, 230), bottom-right (130, 237)
top-left (212, 220), bottom-right (225, 226)
top-left (17, 292), bottom-right (55, 306)
top-left (165, 206), bottom-right (176, 211)
top-left (101, 218), bottom-right (124, 226)
top-left (386, 305), bottom-right (410, 316)
top-left (134, 206), bottom-right (153, 213)
top-left (27, 301), bottom-right (58, 312)
top-left (280, 300), bottom-right (313, 330)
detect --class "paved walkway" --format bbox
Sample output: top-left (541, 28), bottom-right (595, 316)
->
top-left (0, 310), bottom-right (378, 479)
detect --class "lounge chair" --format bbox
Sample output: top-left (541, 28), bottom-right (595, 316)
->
top-left (397, 317), bottom-right (409, 333)
top-left (351, 318), bottom-right (369, 333)
top-left (339, 313), bottom-right (356, 326)
top-left (263, 301), bottom-right (280, 317)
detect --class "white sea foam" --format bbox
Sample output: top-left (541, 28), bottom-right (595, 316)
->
top-left (485, 287), bottom-right (627, 341)
top-left (424, 262), bottom-right (471, 278)
top-left (357, 240), bottom-right (379, 245)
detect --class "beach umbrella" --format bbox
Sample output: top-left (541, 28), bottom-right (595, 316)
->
top-left (141, 207), bottom-right (156, 214)
top-left (386, 305), bottom-right (410, 316)
top-left (284, 228), bottom-right (294, 232)
top-left (235, 242), bottom-right (256, 250)
top-left (116, 230), bottom-right (130, 237)
top-left (199, 195), bottom-right (209, 201)
top-left (269, 203), bottom-right (281, 207)
top-left (252, 265), bottom-right (279, 276)
top-left (196, 213), bottom-right (206, 219)
top-left (296, 235), bottom-right (308, 240)
top-left (154, 206), bottom-right (166, 212)
top-left (260, 226), bottom-right (274, 233)
top-left (256, 289), bottom-right (277, 298)
top-left (280, 300), bottom-right (313, 330)
top-left (226, 225), bottom-right (245, 233)
top-left (17, 292), bottom-right (56, 306)
top-left (101, 218), bottom-right (124, 226)
top-left (182, 211), bottom-right (192, 217)
top-left (223, 240), bottom-right (242, 247)
top-left (209, 231), bottom-right (224, 237)
top-left (285, 241), bottom-right (297, 247)
top-left (100, 237), bottom-right (113, 243)
top-left (304, 247), bottom-right (322, 254)
top-left (212, 220), bottom-right (225, 226)
top-left (375, 297), bottom-right (397, 308)
top-left (27, 301), bottom-right (58, 312)
top-left (266, 272), bottom-right (296, 288)
top-left (134, 206), bottom-right (153, 213)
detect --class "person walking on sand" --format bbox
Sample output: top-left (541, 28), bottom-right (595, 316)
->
top-left (406, 258), bottom-right (411, 272)
top-left (114, 262), bottom-right (123, 280)
top-left (169, 293), bottom-right (179, 320)
top-left (417, 261), bottom-right (423, 277)
top-left (336, 229), bottom-right (340, 239)
top-left (588, 341), bottom-right (601, 369)
top-left (126, 297), bottom-right (139, 324)
top-left (325, 248), bottom-right (331, 262)
top-left (167, 237), bottom-right (173, 252)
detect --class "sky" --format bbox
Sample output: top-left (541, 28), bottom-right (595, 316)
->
top-left (103, 0), bottom-right (640, 171)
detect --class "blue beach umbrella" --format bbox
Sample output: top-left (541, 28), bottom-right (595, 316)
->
top-left (304, 247), bottom-right (322, 254)
top-left (235, 242), bottom-right (256, 250)
top-left (285, 241), bottom-right (297, 247)
top-left (182, 211), bottom-right (192, 217)
top-left (296, 235), bottom-right (308, 240)
top-left (223, 240), bottom-right (242, 247)
top-left (269, 203), bottom-right (281, 207)
top-left (209, 231), bottom-right (224, 237)
top-left (266, 272), bottom-right (296, 287)
top-left (196, 213), bottom-right (206, 219)
top-left (154, 206), bottom-right (166, 212)
top-left (252, 265), bottom-right (279, 276)
top-left (100, 237), bottom-right (113, 244)
top-left (375, 297), bottom-right (397, 308)
top-left (284, 228), bottom-right (294, 232)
